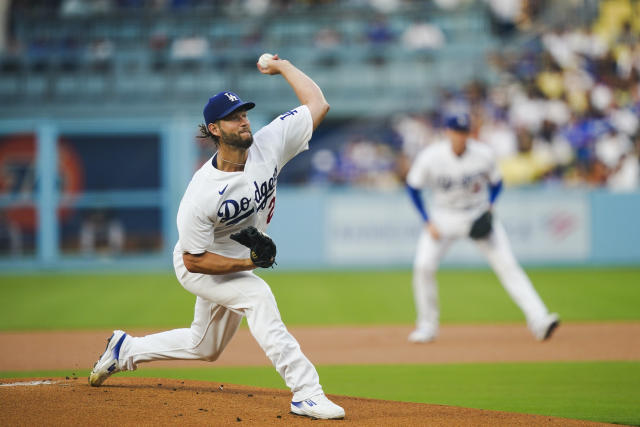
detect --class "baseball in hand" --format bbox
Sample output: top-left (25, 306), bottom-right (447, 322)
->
top-left (258, 53), bottom-right (274, 68)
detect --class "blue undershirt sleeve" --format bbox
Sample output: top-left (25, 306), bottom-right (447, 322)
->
top-left (489, 180), bottom-right (503, 204)
top-left (406, 184), bottom-right (429, 222)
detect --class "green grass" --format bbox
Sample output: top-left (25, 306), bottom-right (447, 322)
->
top-left (3, 361), bottom-right (638, 425)
top-left (1, 268), bottom-right (639, 330)
top-left (2, 269), bottom-right (637, 424)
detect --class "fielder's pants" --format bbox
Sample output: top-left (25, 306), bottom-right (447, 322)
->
top-left (412, 219), bottom-right (551, 335)
top-left (117, 252), bottom-right (323, 402)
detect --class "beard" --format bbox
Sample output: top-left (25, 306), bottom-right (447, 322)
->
top-left (220, 128), bottom-right (253, 149)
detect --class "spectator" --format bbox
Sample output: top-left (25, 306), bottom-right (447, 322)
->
top-left (314, 27), bottom-right (341, 67)
top-left (369, 0), bottom-right (400, 14)
top-left (243, 0), bottom-right (270, 16)
top-left (485, 0), bottom-right (523, 37)
top-left (542, 27), bottom-right (581, 70)
top-left (393, 113), bottom-right (435, 180)
top-left (60, 0), bottom-right (91, 17)
top-left (393, 113), bottom-right (433, 159)
top-left (170, 33), bottom-right (208, 69)
top-left (478, 115), bottom-right (517, 160)
top-left (366, 15), bottom-right (394, 45)
top-left (310, 149), bottom-right (339, 185)
top-left (585, 158), bottom-right (609, 187)
top-left (149, 31), bottom-right (170, 71)
top-left (508, 85), bottom-right (546, 133)
top-left (433, 0), bottom-right (469, 11)
top-left (27, 37), bottom-right (53, 72)
top-left (88, 37), bottom-right (114, 72)
top-left (607, 150), bottom-right (639, 191)
top-left (338, 136), bottom-right (399, 188)
top-left (401, 20), bottom-right (445, 51)
top-left (365, 15), bottom-right (394, 65)
top-left (499, 129), bottom-right (553, 186)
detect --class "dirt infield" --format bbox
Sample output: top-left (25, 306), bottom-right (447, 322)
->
top-left (1, 322), bottom-right (637, 426)
top-left (0, 377), bottom-right (614, 426)
top-left (1, 322), bottom-right (639, 371)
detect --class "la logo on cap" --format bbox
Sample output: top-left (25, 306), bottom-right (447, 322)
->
top-left (225, 92), bottom-right (238, 102)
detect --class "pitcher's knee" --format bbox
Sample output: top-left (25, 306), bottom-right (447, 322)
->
top-left (187, 327), bottom-right (223, 361)
top-left (199, 349), bottom-right (222, 362)
top-left (192, 342), bottom-right (221, 361)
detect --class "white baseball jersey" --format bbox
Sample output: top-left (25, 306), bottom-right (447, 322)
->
top-left (407, 138), bottom-right (501, 230)
top-left (174, 105), bottom-right (312, 259)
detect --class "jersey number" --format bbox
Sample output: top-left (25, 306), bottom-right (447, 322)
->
top-left (267, 197), bottom-right (276, 224)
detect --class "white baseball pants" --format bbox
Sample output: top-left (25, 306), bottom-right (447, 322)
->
top-left (117, 252), bottom-right (323, 402)
top-left (412, 219), bottom-right (551, 334)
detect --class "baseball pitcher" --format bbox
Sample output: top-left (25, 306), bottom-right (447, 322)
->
top-left (88, 55), bottom-right (345, 420)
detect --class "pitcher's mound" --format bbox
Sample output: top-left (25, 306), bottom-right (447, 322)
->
top-left (0, 377), bottom-right (608, 426)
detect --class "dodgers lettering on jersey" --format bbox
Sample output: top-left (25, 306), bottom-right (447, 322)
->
top-left (253, 167), bottom-right (277, 212)
top-left (218, 195), bottom-right (253, 225)
top-left (436, 171), bottom-right (485, 194)
top-left (217, 166), bottom-right (278, 226)
top-left (175, 105), bottom-right (313, 259)
top-left (407, 138), bottom-right (501, 217)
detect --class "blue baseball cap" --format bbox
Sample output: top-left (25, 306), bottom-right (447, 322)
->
top-left (203, 91), bottom-right (255, 125)
top-left (445, 112), bottom-right (471, 132)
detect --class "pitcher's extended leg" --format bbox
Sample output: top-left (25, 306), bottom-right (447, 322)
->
top-left (119, 297), bottom-right (243, 370)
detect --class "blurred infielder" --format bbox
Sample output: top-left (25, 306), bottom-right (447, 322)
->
top-left (88, 55), bottom-right (345, 420)
top-left (405, 112), bottom-right (559, 343)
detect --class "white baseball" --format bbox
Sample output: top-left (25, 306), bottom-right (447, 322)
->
top-left (258, 53), bottom-right (274, 68)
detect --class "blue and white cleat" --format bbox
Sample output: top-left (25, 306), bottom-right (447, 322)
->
top-left (88, 330), bottom-right (127, 387)
top-left (291, 394), bottom-right (345, 419)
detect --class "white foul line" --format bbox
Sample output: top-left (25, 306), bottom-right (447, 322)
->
top-left (0, 380), bottom-right (59, 387)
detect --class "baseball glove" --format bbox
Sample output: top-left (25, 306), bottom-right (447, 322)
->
top-left (230, 226), bottom-right (277, 268)
top-left (469, 211), bottom-right (493, 240)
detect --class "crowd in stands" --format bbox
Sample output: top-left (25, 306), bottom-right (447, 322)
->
top-left (3, 0), bottom-right (452, 77)
top-left (8, 0), bottom-right (460, 15)
top-left (3, 0), bottom-right (639, 191)
top-left (304, 0), bottom-right (640, 191)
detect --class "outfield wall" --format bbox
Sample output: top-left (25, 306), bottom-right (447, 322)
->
top-left (267, 188), bottom-right (640, 269)
top-left (0, 186), bottom-right (638, 272)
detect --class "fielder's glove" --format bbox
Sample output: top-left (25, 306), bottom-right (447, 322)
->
top-left (469, 210), bottom-right (493, 240)
top-left (230, 226), bottom-right (277, 268)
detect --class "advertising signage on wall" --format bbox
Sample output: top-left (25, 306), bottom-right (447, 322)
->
top-left (325, 192), bottom-right (590, 266)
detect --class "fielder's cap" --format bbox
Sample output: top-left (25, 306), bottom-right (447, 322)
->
top-left (444, 112), bottom-right (471, 132)
top-left (203, 91), bottom-right (255, 125)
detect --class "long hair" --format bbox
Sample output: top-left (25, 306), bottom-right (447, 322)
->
top-left (198, 123), bottom-right (219, 146)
